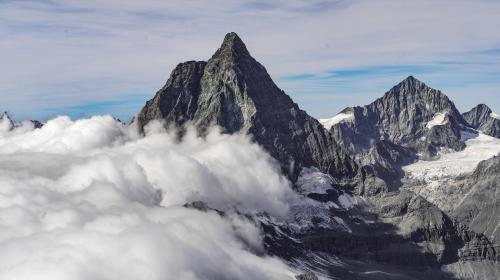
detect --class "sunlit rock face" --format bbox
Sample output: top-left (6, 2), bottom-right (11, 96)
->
top-left (463, 103), bottom-right (500, 138)
top-left (137, 32), bottom-right (358, 181)
top-left (329, 76), bottom-right (469, 158)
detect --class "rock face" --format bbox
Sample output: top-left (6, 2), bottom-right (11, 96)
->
top-left (0, 112), bottom-right (14, 131)
top-left (137, 32), bottom-right (357, 180)
top-left (137, 61), bottom-right (206, 128)
top-left (463, 104), bottom-right (500, 138)
top-left (295, 271), bottom-right (318, 280)
top-left (453, 155), bottom-right (500, 245)
top-left (356, 140), bottom-right (417, 194)
top-left (330, 76), bottom-right (469, 157)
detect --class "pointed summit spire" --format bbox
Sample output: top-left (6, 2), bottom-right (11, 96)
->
top-left (0, 111), bottom-right (14, 132)
top-left (472, 103), bottom-right (492, 113)
top-left (390, 75), bottom-right (435, 96)
top-left (212, 32), bottom-right (251, 60)
top-left (400, 75), bottom-right (423, 86)
top-left (405, 75), bottom-right (417, 81)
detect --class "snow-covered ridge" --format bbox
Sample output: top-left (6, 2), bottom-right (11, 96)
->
top-left (319, 112), bottom-right (354, 129)
top-left (426, 112), bottom-right (448, 129)
top-left (490, 112), bottom-right (500, 120)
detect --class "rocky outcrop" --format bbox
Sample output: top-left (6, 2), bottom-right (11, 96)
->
top-left (30, 120), bottom-right (43, 128)
top-left (295, 272), bottom-right (318, 280)
top-left (136, 32), bottom-right (358, 181)
top-left (356, 141), bottom-right (417, 194)
top-left (463, 104), bottom-right (500, 138)
top-left (137, 61), bottom-right (207, 129)
top-left (330, 76), bottom-right (469, 158)
top-left (0, 112), bottom-right (14, 131)
top-left (452, 155), bottom-right (500, 243)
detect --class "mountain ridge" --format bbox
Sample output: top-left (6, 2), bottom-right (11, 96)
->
top-left (136, 32), bottom-right (358, 181)
top-left (134, 32), bottom-right (500, 279)
top-left (463, 103), bottom-right (500, 138)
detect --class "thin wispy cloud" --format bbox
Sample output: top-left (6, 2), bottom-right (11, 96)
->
top-left (1, 0), bottom-right (500, 120)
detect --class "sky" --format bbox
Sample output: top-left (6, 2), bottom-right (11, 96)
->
top-left (1, 0), bottom-right (500, 121)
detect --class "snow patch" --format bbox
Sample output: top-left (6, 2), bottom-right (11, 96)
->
top-left (490, 112), bottom-right (500, 120)
top-left (338, 194), bottom-right (355, 209)
top-left (426, 112), bottom-right (448, 129)
top-left (404, 132), bottom-right (500, 180)
top-left (296, 167), bottom-right (335, 195)
top-left (319, 112), bottom-right (354, 129)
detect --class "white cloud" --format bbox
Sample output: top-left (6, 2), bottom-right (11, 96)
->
top-left (0, 115), bottom-right (297, 280)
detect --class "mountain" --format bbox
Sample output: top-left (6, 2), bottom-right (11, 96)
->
top-left (136, 32), bottom-right (358, 181)
top-left (328, 76), bottom-right (470, 158)
top-left (320, 77), bottom-right (475, 194)
top-left (0, 112), bottom-right (14, 132)
top-left (136, 33), bottom-right (500, 279)
top-left (463, 104), bottom-right (500, 138)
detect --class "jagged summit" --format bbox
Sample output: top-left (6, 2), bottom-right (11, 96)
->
top-left (471, 103), bottom-right (491, 111)
top-left (136, 33), bottom-right (358, 180)
top-left (390, 75), bottom-right (425, 91)
top-left (0, 111), bottom-right (14, 131)
top-left (215, 32), bottom-right (251, 59)
top-left (463, 103), bottom-right (500, 138)
top-left (387, 75), bottom-right (440, 98)
top-left (330, 75), bottom-right (469, 160)
top-left (400, 75), bottom-right (420, 84)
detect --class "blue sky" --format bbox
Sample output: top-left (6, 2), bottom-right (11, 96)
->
top-left (1, 0), bottom-right (500, 121)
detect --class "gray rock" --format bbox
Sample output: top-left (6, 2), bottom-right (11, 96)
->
top-left (0, 112), bottom-right (14, 130)
top-left (356, 140), bottom-right (417, 194)
top-left (30, 120), bottom-right (43, 128)
top-left (136, 32), bottom-right (358, 181)
top-left (463, 104), bottom-right (500, 138)
top-left (136, 61), bottom-right (207, 129)
top-left (453, 155), bottom-right (500, 245)
top-left (295, 271), bottom-right (318, 280)
top-left (331, 76), bottom-right (469, 157)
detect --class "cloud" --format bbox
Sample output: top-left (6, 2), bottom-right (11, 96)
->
top-left (1, 0), bottom-right (500, 120)
top-left (0, 115), bottom-right (297, 280)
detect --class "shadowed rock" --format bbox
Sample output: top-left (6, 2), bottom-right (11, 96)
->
top-left (463, 104), bottom-right (500, 138)
top-left (136, 32), bottom-right (358, 181)
top-left (330, 76), bottom-right (469, 158)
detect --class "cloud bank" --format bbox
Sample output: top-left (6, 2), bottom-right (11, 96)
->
top-left (0, 115), bottom-right (297, 280)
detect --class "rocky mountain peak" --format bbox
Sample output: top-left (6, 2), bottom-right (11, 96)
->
top-left (463, 103), bottom-right (500, 138)
top-left (194, 32), bottom-right (289, 133)
top-left (206, 32), bottom-right (257, 74)
top-left (387, 75), bottom-right (444, 100)
top-left (399, 75), bottom-right (422, 86)
top-left (0, 112), bottom-right (14, 132)
top-left (330, 76), bottom-right (469, 159)
top-left (472, 103), bottom-right (492, 113)
top-left (136, 32), bottom-right (358, 181)
top-left (215, 32), bottom-right (250, 59)
top-left (464, 103), bottom-right (495, 120)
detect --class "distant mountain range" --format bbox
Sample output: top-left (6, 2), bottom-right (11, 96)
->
top-left (134, 32), bottom-right (500, 280)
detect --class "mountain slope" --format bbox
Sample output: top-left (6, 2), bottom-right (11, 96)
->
top-left (463, 104), bottom-right (500, 138)
top-left (329, 76), bottom-right (469, 158)
top-left (136, 32), bottom-right (357, 180)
